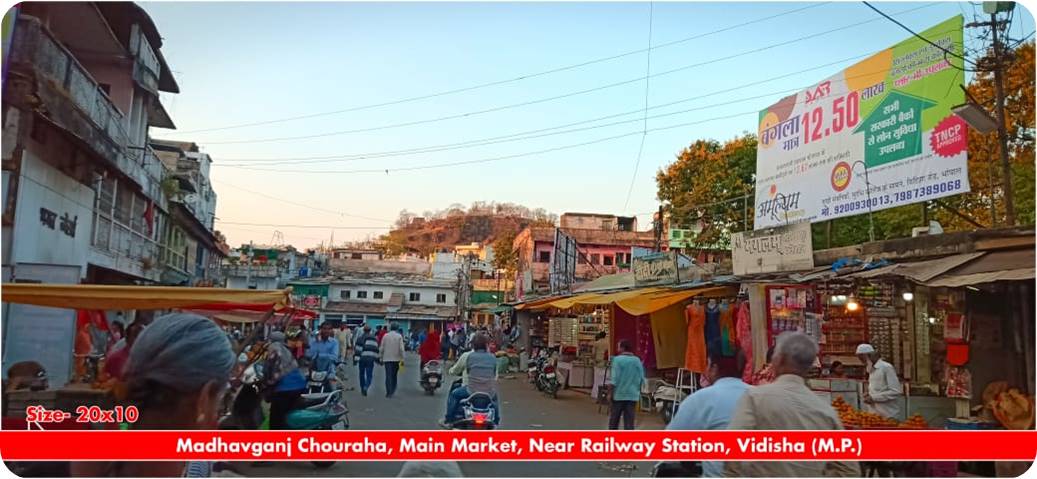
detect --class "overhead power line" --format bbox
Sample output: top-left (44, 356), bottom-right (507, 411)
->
top-left (623, 1), bottom-right (655, 213)
top-left (217, 221), bottom-right (393, 229)
top-left (215, 52), bottom-right (870, 166)
top-left (861, 1), bottom-right (979, 68)
top-left (168, 3), bottom-right (830, 135)
top-left (200, 2), bottom-right (940, 146)
top-left (212, 180), bottom-right (393, 223)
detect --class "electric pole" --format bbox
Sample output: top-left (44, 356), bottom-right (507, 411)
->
top-left (990, 10), bottom-right (1017, 226)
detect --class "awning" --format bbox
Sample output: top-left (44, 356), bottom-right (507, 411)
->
top-left (514, 295), bottom-right (568, 311)
top-left (845, 252), bottom-right (985, 282)
top-left (212, 313), bottom-right (260, 324)
top-left (924, 249), bottom-right (1035, 287)
top-left (529, 285), bottom-right (736, 316)
top-left (1, 284), bottom-right (290, 310)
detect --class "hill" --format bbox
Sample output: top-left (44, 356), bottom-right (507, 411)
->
top-left (381, 203), bottom-right (556, 256)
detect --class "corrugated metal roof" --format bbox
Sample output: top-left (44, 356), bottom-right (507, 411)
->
top-left (844, 253), bottom-right (986, 282)
top-left (925, 268), bottom-right (1035, 287)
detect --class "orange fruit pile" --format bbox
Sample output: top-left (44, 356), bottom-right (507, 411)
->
top-left (832, 397), bottom-right (926, 429)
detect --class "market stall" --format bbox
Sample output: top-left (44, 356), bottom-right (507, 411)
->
top-left (0, 284), bottom-right (301, 426)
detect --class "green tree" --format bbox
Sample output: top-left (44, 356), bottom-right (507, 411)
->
top-left (491, 232), bottom-right (518, 276)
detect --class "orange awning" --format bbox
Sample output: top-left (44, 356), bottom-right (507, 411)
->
top-left (530, 285), bottom-right (736, 316)
top-left (1, 284), bottom-right (291, 311)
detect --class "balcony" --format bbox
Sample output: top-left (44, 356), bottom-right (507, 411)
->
top-left (8, 15), bottom-right (165, 205)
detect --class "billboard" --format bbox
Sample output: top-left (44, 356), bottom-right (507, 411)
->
top-left (754, 16), bottom-right (968, 229)
top-left (633, 251), bottom-right (679, 287)
top-left (549, 228), bottom-right (578, 294)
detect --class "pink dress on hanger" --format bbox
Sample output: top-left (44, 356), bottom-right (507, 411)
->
top-left (736, 301), bottom-right (754, 383)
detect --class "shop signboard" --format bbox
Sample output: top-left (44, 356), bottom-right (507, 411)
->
top-left (731, 222), bottom-right (814, 275)
top-left (633, 251), bottom-right (679, 287)
top-left (549, 228), bottom-right (578, 294)
top-left (754, 16), bottom-right (968, 229)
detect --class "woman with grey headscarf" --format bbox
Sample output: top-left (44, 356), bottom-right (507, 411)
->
top-left (71, 313), bottom-right (235, 477)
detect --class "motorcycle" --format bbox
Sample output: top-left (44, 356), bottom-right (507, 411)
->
top-left (652, 381), bottom-right (687, 424)
top-left (226, 363), bottom-right (349, 469)
top-left (447, 378), bottom-right (497, 430)
top-left (420, 360), bottom-right (443, 395)
top-left (535, 361), bottom-right (560, 399)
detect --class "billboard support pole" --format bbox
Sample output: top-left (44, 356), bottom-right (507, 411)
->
top-left (851, 160), bottom-right (875, 242)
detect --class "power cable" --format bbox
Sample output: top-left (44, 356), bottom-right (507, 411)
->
top-left (212, 180), bottom-right (393, 223)
top-left (861, 1), bottom-right (979, 68)
top-left (215, 52), bottom-right (870, 166)
top-left (217, 51), bottom-right (923, 172)
top-left (168, 3), bottom-right (830, 135)
top-left (216, 221), bottom-right (393, 229)
top-left (622, 2), bottom-right (654, 213)
top-left (201, 2), bottom-right (940, 145)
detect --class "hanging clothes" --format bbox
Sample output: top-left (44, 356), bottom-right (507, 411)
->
top-left (683, 302), bottom-right (707, 373)
top-left (704, 302), bottom-right (722, 358)
top-left (719, 301), bottom-right (736, 356)
top-left (635, 314), bottom-right (656, 371)
top-left (736, 301), bottom-right (754, 383)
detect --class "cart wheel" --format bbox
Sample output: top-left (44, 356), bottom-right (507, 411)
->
top-left (661, 403), bottom-right (674, 424)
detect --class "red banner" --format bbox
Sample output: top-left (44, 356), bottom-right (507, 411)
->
top-left (0, 430), bottom-right (1035, 461)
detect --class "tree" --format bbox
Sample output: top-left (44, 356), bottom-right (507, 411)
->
top-left (491, 231), bottom-right (518, 276)
top-left (655, 134), bottom-right (757, 248)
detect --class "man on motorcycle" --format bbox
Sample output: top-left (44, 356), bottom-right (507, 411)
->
top-left (307, 321), bottom-right (340, 379)
top-left (439, 333), bottom-right (500, 428)
top-left (263, 331), bottom-right (307, 430)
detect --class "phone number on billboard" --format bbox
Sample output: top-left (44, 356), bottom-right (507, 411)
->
top-left (832, 180), bottom-right (963, 215)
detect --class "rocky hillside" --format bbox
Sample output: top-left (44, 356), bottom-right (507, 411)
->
top-left (381, 203), bottom-right (556, 256)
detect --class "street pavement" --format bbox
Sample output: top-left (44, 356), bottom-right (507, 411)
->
top-left (246, 352), bottom-right (664, 477)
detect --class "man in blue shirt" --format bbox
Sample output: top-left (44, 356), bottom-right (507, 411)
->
top-left (667, 349), bottom-right (750, 477)
top-left (608, 339), bottom-right (645, 430)
top-left (307, 321), bottom-right (340, 377)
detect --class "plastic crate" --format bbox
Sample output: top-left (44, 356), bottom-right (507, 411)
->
top-left (945, 417), bottom-right (1001, 430)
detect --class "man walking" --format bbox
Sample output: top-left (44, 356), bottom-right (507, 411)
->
top-left (356, 325), bottom-right (379, 396)
top-left (668, 349), bottom-right (750, 477)
top-left (856, 343), bottom-right (902, 420)
top-left (724, 332), bottom-right (859, 477)
top-left (607, 339), bottom-right (644, 430)
top-left (337, 324), bottom-right (353, 366)
top-left (380, 322), bottom-right (406, 398)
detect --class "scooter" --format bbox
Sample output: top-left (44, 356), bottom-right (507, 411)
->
top-left (653, 381), bottom-right (687, 424)
top-left (227, 363), bottom-right (349, 469)
top-left (420, 360), bottom-right (443, 395)
top-left (446, 378), bottom-right (497, 430)
top-left (535, 361), bottom-right (560, 399)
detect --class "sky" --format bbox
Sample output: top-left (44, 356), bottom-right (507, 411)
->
top-left (141, 1), bottom-right (1035, 249)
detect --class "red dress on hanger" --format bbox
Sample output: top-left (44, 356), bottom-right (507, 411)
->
top-left (736, 301), bottom-right (754, 383)
top-left (684, 303), bottom-right (707, 373)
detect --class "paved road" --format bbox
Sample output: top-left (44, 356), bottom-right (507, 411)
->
top-left (247, 352), bottom-right (663, 477)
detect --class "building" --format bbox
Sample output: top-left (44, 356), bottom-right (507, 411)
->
top-left (223, 244), bottom-right (308, 290)
top-left (322, 273), bottom-right (458, 333)
top-left (2, 3), bottom-right (182, 286)
top-left (148, 139), bottom-right (223, 286)
top-left (330, 247), bottom-right (382, 261)
top-left (513, 212), bottom-right (659, 294)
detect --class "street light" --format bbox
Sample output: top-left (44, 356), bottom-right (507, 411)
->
top-left (850, 160), bottom-right (875, 243)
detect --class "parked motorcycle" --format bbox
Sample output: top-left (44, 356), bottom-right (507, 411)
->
top-left (535, 361), bottom-right (560, 399)
top-left (652, 381), bottom-right (687, 424)
top-left (420, 360), bottom-right (443, 395)
top-left (447, 378), bottom-right (497, 430)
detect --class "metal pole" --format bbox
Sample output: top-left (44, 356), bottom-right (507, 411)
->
top-left (991, 11), bottom-right (1016, 226)
top-left (853, 161), bottom-right (876, 242)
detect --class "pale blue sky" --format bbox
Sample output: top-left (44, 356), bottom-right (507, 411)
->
top-left (142, 1), bottom-right (1034, 248)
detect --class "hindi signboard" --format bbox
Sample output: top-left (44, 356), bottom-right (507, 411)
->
top-left (754, 16), bottom-right (968, 229)
top-left (633, 251), bottom-right (679, 287)
top-left (731, 222), bottom-right (814, 276)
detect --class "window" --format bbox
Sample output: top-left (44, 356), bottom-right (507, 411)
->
top-left (340, 290), bottom-right (351, 300)
top-left (351, 253), bottom-right (362, 259)
top-left (409, 292), bottom-right (421, 302)
top-left (373, 291), bottom-right (384, 299)
top-left (537, 251), bottom-right (551, 263)
top-left (616, 252), bottom-right (626, 264)
top-left (436, 293), bottom-right (447, 304)
top-left (357, 291), bottom-right (367, 299)
top-left (590, 254), bottom-right (601, 265)
top-left (603, 255), bottom-right (614, 266)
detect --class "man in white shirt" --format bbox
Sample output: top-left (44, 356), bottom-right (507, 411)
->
top-left (379, 323), bottom-right (406, 398)
top-left (337, 324), bottom-right (353, 365)
top-left (856, 343), bottom-right (902, 419)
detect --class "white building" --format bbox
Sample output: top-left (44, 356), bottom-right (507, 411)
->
top-left (322, 273), bottom-right (458, 334)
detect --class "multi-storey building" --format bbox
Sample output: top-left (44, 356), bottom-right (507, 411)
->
top-left (513, 212), bottom-right (659, 295)
top-left (2, 3), bottom-right (184, 286)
